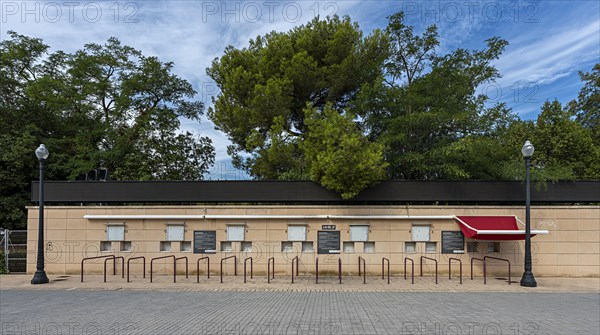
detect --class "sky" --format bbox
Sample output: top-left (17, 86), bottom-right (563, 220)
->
top-left (2, 0), bottom-right (598, 180)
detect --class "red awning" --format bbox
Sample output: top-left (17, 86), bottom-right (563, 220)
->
top-left (455, 216), bottom-right (549, 240)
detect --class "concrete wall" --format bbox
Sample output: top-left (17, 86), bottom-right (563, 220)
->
top-left (26, 205), bottom-right (600, 277)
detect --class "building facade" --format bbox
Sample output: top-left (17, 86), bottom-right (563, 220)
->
top-left (26, 181), bottom-right (600, 278)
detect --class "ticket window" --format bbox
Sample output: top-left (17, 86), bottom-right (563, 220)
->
top-left (166, 225), bottom-right (185, 241)
top-left (162, 223), bottom-right (186, 252)
top-left (223, 225), bottom-right (246, 252)
top-left (107, 225), bottom-right (124, 241)
top-left (227, 225), bottom-right (245, 241)
top-left (102, 224), bottom-right (125, 252)
top-left (350, 225), bottom-right (374, 253)
top-left (302, 242), bottom-right (314, 253)
top-left (364, 242), bottom-right (375, 253)
top-left (412, 225), bottom-right (430, 241)
top-left (350, 225), bottom-right (369, 242)
top-left (288, 226), bottom-right (306, 241)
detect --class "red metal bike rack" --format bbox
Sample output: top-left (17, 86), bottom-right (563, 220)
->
top-left (358, 256), bottom-right (366, 284)
top-left (81, 255), bottom-right (115, 282)
top-left (244, 257), bottom-right (253, 283)
top-left (381, 257), bottom-right (390, 284)
top-left (150, 255), bottom-right (176, 283)
top-left (196, 257), bottom-right (210, 283)
top-left (448, 257), bottom-right (462, 284)
top-left (291, 256), bottom-right (299, 284)
top-left (484, 256), bottom-right (511, 285)
top-left (220, 255), bottom-right (237, 283)
top-left (471, 257), bottom-right (486, 284)
top-left (104, 256), bottom-right (124, 283)
top-left (404, 257), bottom-right (414, 284)
top-left (267, 257), bottom-right (275, 283)
top-left (127, 256), bottom-right (146, 282)
top-left (420, 256), bottom-right (438, 284)
top-left (315, 257), bottom-right (319, 284)
top-left (338, 257), bottom-right (342, 284)
top-left (175, 256), bottom-right (189, 279)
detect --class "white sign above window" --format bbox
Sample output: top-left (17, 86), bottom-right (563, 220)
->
top-left (166, 225), bottom-right (185, 241)
top-left (350, 225), bottom-right (369, 242)
top-left (412, 225), bottom-right (430, 241)
top-left (107, 225), bottom-right (124, 241)
top-left (288, 226), bottom-right (306, 241)
top-left (227, 225), bottom-right (245, 241)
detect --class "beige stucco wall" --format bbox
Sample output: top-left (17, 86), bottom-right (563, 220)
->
top-left (26, 205), bottom-right (599, 277)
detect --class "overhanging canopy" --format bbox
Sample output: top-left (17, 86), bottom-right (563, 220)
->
top-left (456, 216), bottom-right (549, 240)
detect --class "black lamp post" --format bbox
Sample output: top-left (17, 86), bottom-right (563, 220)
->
top-left (31, 144), bottom-right (49, 285)
top-left (520, 140), bottom-right (537, 287)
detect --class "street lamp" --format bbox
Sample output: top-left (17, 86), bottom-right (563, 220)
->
top-left (31, 144), bottom-right (49, 284)
top-left (520, 140), bottom-right (537, 287)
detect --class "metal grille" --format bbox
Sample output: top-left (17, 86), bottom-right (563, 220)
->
top-left (1, 229), bottom-right (27, 273)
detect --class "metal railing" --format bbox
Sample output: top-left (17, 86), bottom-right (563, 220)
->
top-left (81, 255), bottom-right (115, 282)
top-left (358, 256), bottom-right (366, 284)
top-left (175, 256), bottom-right (189, 279)
top-left (244, 257), bottom-right (253, 283)
top-left (267, 257), bottom-right (275, 283)
top-left (420, 256), bottom-right (438, 284)
top-left (338, 257), bottom-right (342, 284)
top-left (381, 257), bottom-right (390, 284)
top-left (315, 257), bottom-right (319, 284)
top-left (315, 257), bottom-right (342, 284)
top-left (448, 257), bottom-right (462, 284)
top-left (290, 256), bottom-right (300, 284)
top-left (1, 229), bottom-right (27, 273)
top-left (127, 256), bottom-right (145, 282)
top-left (104, 256), bottom-right (124, 282)
top-left (404, 257), bottom-right (414, 284)
top-left (470, 257), bottom-right (486, 284)
top-left (196, 257), bottom-right (210, 283)
top-left (484, 256), bottom-right (511, 285)
top-left (150, 255), bottom-right (176, 283)
top-left (220, 255), bottom-right (237, 283)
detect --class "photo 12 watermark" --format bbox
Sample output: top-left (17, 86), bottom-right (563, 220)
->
top-left (2, 322), bottom-right (138, 335)
top-left (400, 1), bottom-right (539, 23)
top-left (199, 1), bottom-right (339, 24)
top-left (400, 321), bottom-right (541, 335)
top-left (1, 1), bottom-right (140, 24)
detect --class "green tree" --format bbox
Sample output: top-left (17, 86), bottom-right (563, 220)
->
top-left (531, 100), bottom-right (598, 179)
top-left (207, 15), bottom-right (388, 179)
top-left (0, 32), bottom-right (215, 229)
top-left (356, 13), bottom-right (511, 180)
top-left (302, 104), bottom-right (387, 199)
top-left (570, 63), bottom-right (599, 145)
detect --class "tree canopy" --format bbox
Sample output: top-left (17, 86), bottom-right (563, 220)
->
top-left (0, 32), bottom-right (214, 228)
top-left (208, 12), bottom-right (599, 197)
top-left (2, 11), bottom-right (598, 226)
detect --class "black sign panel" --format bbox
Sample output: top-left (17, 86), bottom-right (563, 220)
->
top-left (322, 225), bottom-right (336, 230)
top-left (317, 231), bottom-right (340, 254)
top-left (194, 230), bottom-right (217, 254)
top-left (442, 231), bottom-right (465, 254)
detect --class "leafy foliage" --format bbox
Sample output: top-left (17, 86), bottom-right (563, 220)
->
top-left (0, 32), bottom-right (214, 228)
top-left (207, 15), bottom-right (388, 179)
top-left (207, 11), bottom-right (599, 198)
top-left (302, 104), bottom-right (387, 199)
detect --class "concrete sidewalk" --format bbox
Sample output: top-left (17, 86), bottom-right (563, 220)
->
top-left (1, 274), bottom-right (598, 293)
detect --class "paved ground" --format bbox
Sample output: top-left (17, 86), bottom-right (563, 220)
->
top-left (1, 275), bottom-right (599, 334)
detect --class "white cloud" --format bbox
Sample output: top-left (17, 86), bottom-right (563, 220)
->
top-left (495, 20), bottom-right (599, 87)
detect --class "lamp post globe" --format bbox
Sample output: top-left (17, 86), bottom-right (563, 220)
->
top-left (520, 140), bottom-right (537, 287)
top-left (31, 144), bottom-right (49, 284)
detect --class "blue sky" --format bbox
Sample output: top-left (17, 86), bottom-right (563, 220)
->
top-left (2, 1), bottom-right (598, 179)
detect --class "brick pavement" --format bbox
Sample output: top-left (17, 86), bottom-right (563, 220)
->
top-left (1, 274), bottom-right (599, 335)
